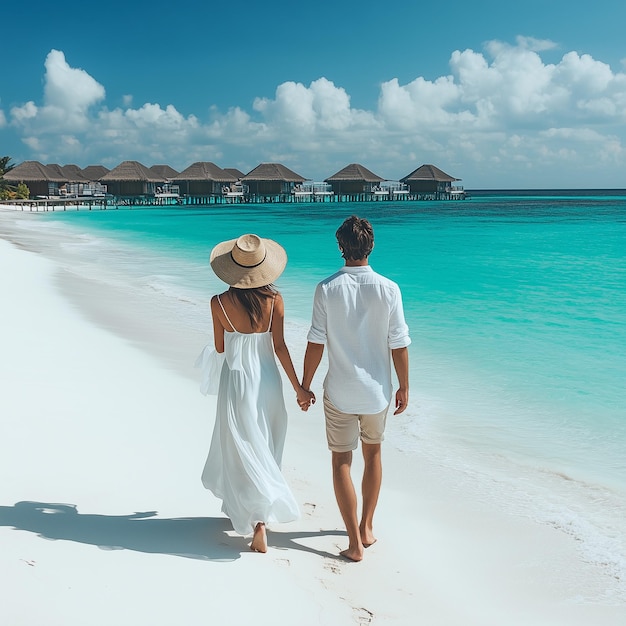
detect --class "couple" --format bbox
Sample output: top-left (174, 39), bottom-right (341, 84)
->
top-left (198, 216), bottom-right (411, 561)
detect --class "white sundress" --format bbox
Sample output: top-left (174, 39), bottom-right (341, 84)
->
top-left (197, 295), bottom-right (299, 535)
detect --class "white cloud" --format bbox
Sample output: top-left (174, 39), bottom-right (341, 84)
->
top-left (11, 101), bottom-right (38, 123)
top-left (451, 43), bottom-right (565, 122)
top-left (206, 106), bottom-right (266, 142)
top-left (10, 50), bottom-right (105, 137)
top-left (253, 78), bottom-right (375, 135)
top-left (43, 50), bottom-right (105, 117)
top-left (515, 36), bottom-right (558, 52)
top-left (6, 41), bottom-right (626, 187)
top-left (23, 136), bottom-right (43, 152)
top-left (123, 103), bottom-right (191, 129)
top-left (555, 52), bottom-right (613, 94)
top-left (378, 76), bottom-right (468, 130)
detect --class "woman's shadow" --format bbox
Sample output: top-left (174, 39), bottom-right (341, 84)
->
top-left (0, 501), bottom-right (343, 561)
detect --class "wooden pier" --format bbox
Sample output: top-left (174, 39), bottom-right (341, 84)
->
top-left (6, 198), bottom-right (116, 212)
top-left (3, 189), bottom-right (466, 212)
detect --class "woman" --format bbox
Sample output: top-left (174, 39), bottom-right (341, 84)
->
top-left (198, 234), bottom-right (312, 553)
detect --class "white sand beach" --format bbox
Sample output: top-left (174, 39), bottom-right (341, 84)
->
top-left (1, 207), bottom-right (624, 625)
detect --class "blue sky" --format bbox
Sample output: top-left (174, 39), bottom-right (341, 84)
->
top-left (2, 0), bottom-right (626, 188)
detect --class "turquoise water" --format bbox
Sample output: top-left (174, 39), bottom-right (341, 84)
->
top-left (37, 196), bottom-right (626, 486)
top-left (12, 194), bottom-right (626, 584)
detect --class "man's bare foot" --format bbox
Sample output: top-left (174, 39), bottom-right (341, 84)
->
top-left (339, 546), bottom-right (364, 562)
top-left (250, 522), bottom-right (267, 553)
top-left (359, 524), bottom-right (377, 548)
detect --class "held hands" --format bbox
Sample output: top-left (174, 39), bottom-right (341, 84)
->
top-left (296, 386), bottom-right (316, 412)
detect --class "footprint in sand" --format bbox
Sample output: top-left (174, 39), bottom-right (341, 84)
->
top-left (352, 607), bottom-right (374, 624)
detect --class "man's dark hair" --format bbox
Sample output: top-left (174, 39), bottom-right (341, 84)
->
top-left (335, 215), bottom-right (374, 261)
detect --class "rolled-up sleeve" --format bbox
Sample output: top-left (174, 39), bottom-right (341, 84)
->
top-left (307, 283), bottom-right (328, 344)
top-left (388, 287), bottom-right (411, 349)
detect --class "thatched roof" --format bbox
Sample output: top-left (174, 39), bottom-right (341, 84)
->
top-left (3, 161), bottom-right (66, 182)
top-left (242, 163), bottom-right (306, 182)
top-left (46, 163), bottom-right (88, 182)
top-left (325, 163), bottom-right (384, 182)
top-left (62, 164), bottom-right (89, 181)
top-left (45, 164), bottom-right (66, 178)
top-left (81, 165), bottom-right (109, 180)
top-left (172, 162), bottom-right (236, 183)
top-left (100, 161), bottom-right (162, 182)
top-left (223, 167), bottom-right (245, 179)
top-left (150, 164), bottom-right (179, 180)
top-left (400, 164), bottom-right (459, 183)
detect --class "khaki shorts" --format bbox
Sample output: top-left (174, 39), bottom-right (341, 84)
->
top-left (323, 393), bottom-right (388, 452)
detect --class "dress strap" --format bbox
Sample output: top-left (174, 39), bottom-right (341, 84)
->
top-left (267, 295), bottom-right (276, 332)
top-left (217, 294), bottom-right (237, 332)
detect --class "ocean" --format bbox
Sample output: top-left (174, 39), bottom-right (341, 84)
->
top-left (6, 192), bottom-right (626, 591)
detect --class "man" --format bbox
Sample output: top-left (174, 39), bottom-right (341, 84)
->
top-left (301, 215), bottom-right (410, 562)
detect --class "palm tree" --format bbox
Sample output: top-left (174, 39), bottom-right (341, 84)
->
top-left (0, 156), bottom-right (15, 176)
top-left (0, 156), bottom-right (17, 199)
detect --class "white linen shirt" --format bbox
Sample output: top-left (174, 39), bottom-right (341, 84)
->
top-left (307, 265), bottom-right (411, 413)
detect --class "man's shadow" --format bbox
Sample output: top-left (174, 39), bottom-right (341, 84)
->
top-left (0, 501), bottom-right (343, 561)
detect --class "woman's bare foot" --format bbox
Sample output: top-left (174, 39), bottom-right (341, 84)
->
top-left (250, 522), bottom-right (267, 553)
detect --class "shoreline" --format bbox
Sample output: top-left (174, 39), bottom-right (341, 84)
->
top-left (1, 210), bottom-right (625, 623)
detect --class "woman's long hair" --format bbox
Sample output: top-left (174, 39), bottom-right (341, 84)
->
top-left (229, 284), bottom-right (277, 330)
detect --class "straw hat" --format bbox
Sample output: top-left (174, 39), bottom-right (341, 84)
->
top-left (210, 234), bottom-right (287, 289)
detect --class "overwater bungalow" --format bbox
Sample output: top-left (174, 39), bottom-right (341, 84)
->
top-left (46, 163), bottom-right (109, 198)
top-left (400, 164), bottom-right (465, 199)
top-left (325, 163), bottom-right (384, 197)
top-left (221, 168), bottom-right (248, 198)
top-left (172, 162), bottom-right (236, 198)
top-left (60, 164), bottom-right (109, 197)
top-left (241, 163), bottom-right (306, 198)
top-left (4, 157), bottom-right (468, 207)
top-left (46, 163), bottom-right (87, 197)
top-left (100, 161), bottom-right (162, 198)
top-left (3, 161), bottom-right (66, 198)
top-left (150, 165), bottom-right (181, 198)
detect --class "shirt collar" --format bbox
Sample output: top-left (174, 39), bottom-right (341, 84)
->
top-left (340, 265), bottom-right (373, 274)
